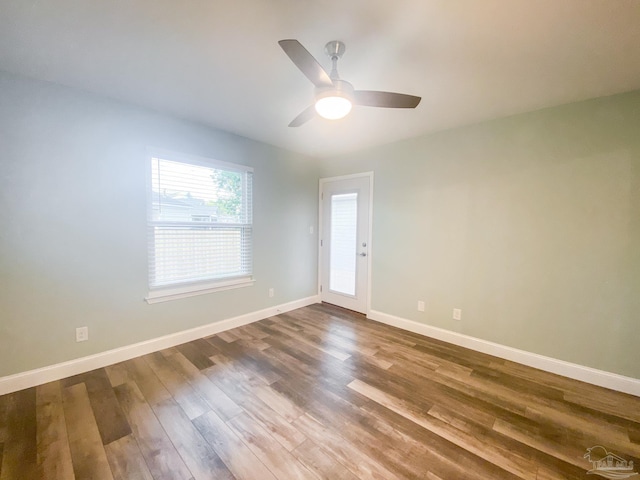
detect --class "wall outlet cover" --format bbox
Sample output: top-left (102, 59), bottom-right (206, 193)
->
top-left (76, 326), bottom-right (89, 342)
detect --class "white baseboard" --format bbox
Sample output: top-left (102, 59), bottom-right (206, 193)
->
top-left (0, 295), bottom-right (320, 396)
top-left (367, 309), bottom-right (640, 397)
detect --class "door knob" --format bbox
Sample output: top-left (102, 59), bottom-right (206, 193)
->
top-left (359, 252), bottom-right (367, 257)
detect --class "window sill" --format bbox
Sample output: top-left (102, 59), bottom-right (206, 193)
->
top-left (145, 277), bottom-right (254, 304)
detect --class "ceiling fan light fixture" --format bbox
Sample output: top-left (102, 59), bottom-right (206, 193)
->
top-left (314, 79), bottom-right (354, 120)
top-left (315, 95), bottom-right (352, 120)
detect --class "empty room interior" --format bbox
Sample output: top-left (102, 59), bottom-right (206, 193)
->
top-left (1, 1), bottom-right (640, 479)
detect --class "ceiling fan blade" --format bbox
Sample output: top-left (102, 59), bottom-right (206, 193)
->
top-left (278, 39), bottom-right (333, 88)
top-left (288, 105), bottom-right (317, 127)
top-left (353, 91), bottom-right (421, 109)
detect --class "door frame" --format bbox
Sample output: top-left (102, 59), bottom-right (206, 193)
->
top-left (318, 172), bottom-right (374, 315)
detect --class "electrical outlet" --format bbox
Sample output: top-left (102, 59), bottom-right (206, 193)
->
top-left (309, 225), bottom-right (314, 234)
top-left (417, 300), bottom-right (425, 312)
top-left (453, 308), bottom-right (462, 321)
top-left (269, 288), bottom-right (274, 298)
top-left (76, 326), bottom-right (89, 342)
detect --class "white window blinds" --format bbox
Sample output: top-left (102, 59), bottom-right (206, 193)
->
top-left (329, 193), bottom-right (358, 296)
top-left (147, 152), bottom-right (253, 296)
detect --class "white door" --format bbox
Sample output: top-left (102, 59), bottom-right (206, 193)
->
top-left (319, 173), bottom-right (372, 314)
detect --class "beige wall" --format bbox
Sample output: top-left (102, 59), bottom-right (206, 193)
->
top-left (0, 71), bottom-right (320, 377)
top-left (320, 91), bottom-right (640, 379)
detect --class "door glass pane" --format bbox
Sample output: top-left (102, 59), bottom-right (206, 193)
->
top-left (330, 193), bottom-right (357, 296)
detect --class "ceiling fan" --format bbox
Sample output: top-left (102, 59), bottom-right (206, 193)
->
top-left (278, 39), bottom-right (421, 127)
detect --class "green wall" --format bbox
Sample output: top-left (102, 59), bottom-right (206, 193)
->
top-left (321, 91), bottom-right (640, 379)
top-left (2, 68), bottom-right (638, 382)
top-left (0, 71), bottom-right (320, 377)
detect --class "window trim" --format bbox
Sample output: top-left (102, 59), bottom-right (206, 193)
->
top-left (145, 147), bottom-right (254, 303)
top-left (145, 276), bottom-right (255, 304)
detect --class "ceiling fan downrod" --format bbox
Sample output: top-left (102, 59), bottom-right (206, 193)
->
top-left (324, 40), bottom-right (345, 80)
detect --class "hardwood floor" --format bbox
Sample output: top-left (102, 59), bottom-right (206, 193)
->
top-left (1, 303), bottom-right (639, 479)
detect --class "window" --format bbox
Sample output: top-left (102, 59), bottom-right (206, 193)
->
top-left (145, 150), bottom-right (253, 303)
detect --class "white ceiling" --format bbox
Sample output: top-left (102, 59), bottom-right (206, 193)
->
top-left (1, 0), bottom-right (639, 158)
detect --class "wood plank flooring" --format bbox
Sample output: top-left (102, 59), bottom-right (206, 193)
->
top-left (1, 303), bottom-right (639, 479)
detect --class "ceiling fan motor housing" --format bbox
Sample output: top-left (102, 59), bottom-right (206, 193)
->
top-left (315, 79), bottom-right (354, 103)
